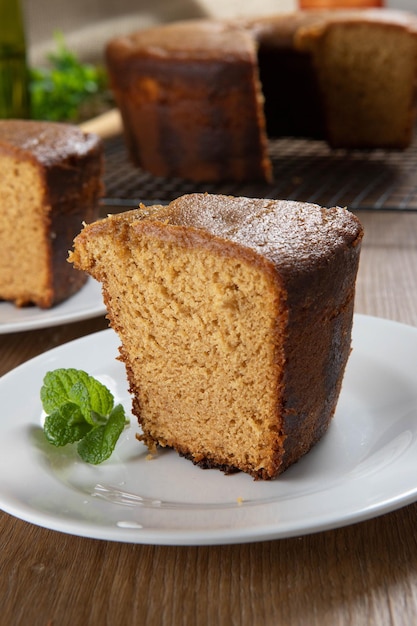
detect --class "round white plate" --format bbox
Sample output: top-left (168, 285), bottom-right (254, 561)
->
top-left (0, 277), bottom-right (106, 334)
top-left (0, 314), bottom-right (417, 546)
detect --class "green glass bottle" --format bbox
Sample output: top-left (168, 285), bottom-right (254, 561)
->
top-left (0, 0), bottom-right (30, 118)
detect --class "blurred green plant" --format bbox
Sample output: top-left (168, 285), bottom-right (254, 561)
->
top-left (29, 32), bottom-right (112, 122)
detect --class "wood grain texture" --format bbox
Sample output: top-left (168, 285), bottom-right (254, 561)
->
top-left (1, 210), bottom-right (417, 626)
top-left (353, 211), bottom-right (417, 327)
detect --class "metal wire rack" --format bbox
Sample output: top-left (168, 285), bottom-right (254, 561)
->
top-left (102, 133), bottom-right (417, 211)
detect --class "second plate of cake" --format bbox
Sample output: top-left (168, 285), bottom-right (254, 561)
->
top-left (0, 277), bottom-right (106, 334)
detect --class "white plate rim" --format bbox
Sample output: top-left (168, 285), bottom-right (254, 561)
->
top-left (0, 277), bottom-right (106, 334)
top-left (0, 313), bottom-right (417, 546)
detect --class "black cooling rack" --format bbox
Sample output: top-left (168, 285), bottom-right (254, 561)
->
top-left (102, 133), bottom-right (417, 211)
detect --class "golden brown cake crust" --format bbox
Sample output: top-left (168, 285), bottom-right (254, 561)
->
top-left (0, 120), bottom-right (103, 308)
top-left (70, 194), bottom-right (363, 479)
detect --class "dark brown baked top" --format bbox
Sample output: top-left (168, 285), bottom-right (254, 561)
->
top-left (107, 9), bottom-right (417, 62)
top-left (135, 193), bottom-right (363, 273)
top-left (106, 19), bottom-right (255, 62)
top-left (0, 119), bottom-right (101, 166)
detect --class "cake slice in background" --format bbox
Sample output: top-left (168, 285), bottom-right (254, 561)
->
top-left (0, 120), bottom-right (103, 308)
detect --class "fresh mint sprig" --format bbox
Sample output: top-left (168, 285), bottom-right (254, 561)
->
top-left (30, 32), bottom-right (112, 122)
top-left (40, 368), bottom-right (129, 464)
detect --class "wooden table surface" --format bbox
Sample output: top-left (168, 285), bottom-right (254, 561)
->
top-left (1, 209), bottom-right (417, 626)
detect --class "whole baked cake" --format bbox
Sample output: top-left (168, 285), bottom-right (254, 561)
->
top-left (0, 120), bottom-right (103, 308)
top-left (106, 8), bottom-right (417, 182)
top-left (70, 193), bottom-right (363, 479)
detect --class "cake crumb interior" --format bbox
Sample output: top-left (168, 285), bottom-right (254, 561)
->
top-left (0, 155), bottom-right (50, 306)
top-left (99, 228), bottom-right (285, 476)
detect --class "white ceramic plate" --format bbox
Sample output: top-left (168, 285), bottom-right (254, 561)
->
top-left (0, 314), bottom-right (417, 546)
top-left (0, 277), bottom-right (106, 334)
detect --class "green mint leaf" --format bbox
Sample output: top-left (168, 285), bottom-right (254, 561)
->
top-left (41, 369), bottom-right (129, 464)
top-left (43, 402), bottom-right (93, 447)
top-left (41, 368), bottom-right (114, 425)
top-left (77, 404), bottom-right (127, 465)
top-left (29, 32), bottom-right (110, 123)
